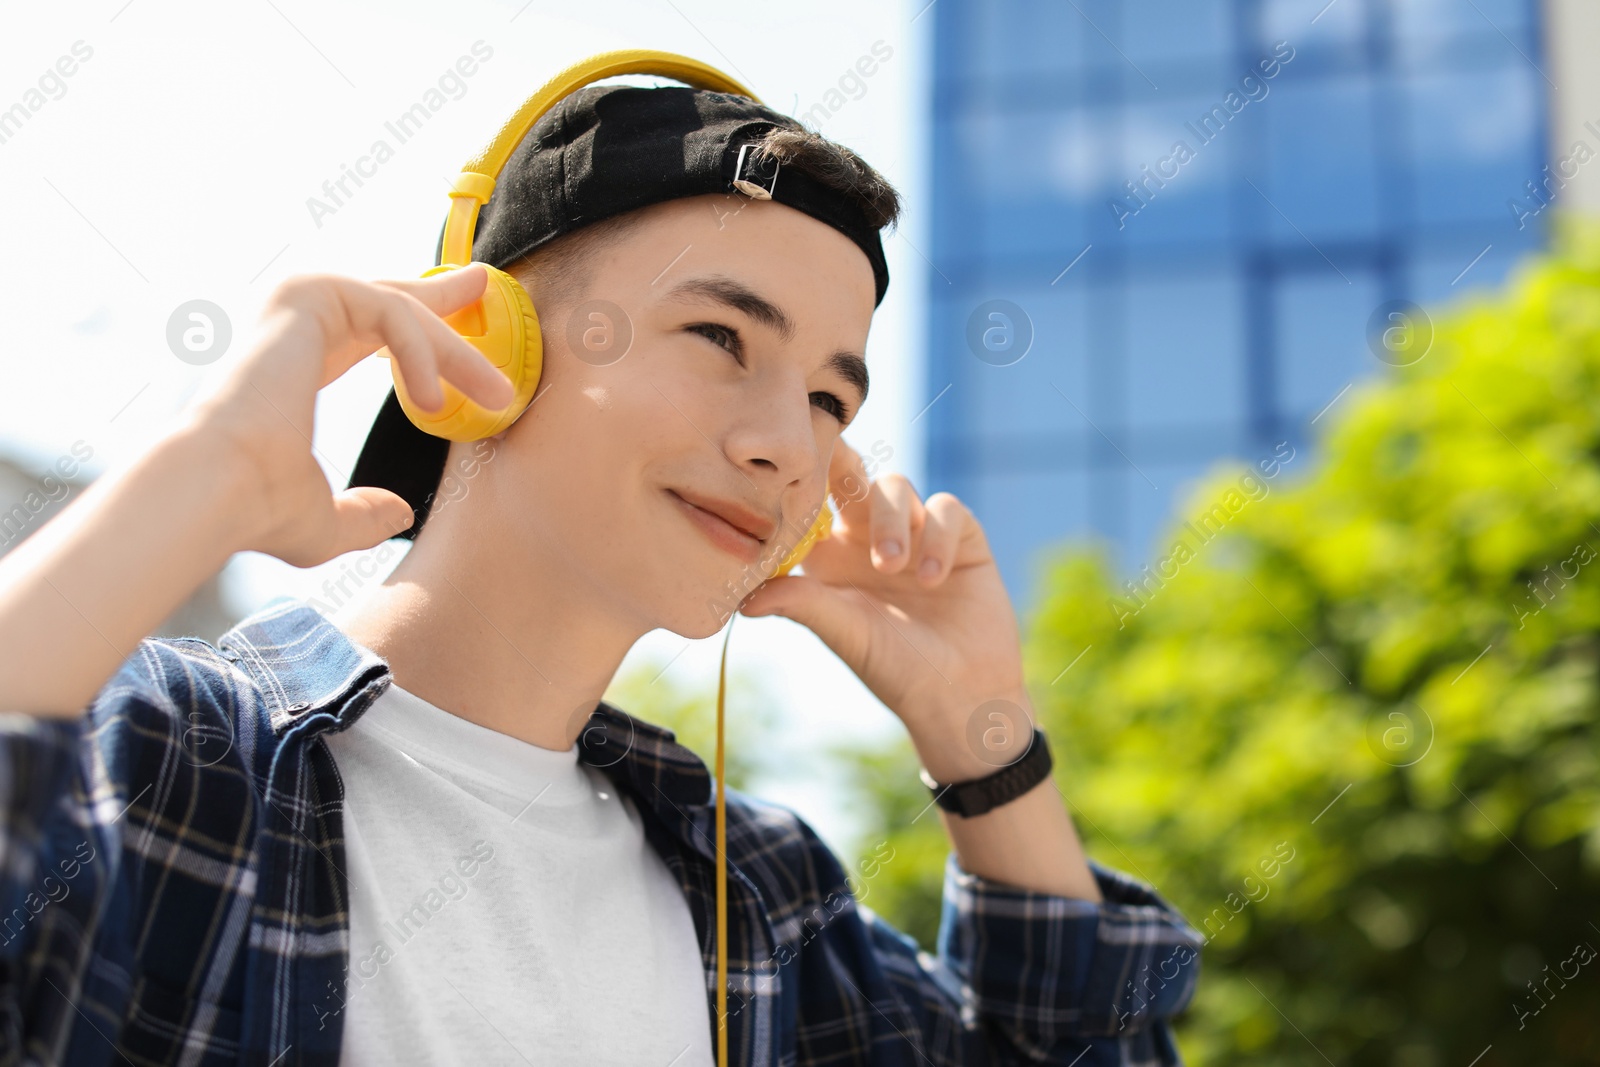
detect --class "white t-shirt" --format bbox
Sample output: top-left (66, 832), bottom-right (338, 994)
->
top-left (320, 679), bottom-right (715, 1067)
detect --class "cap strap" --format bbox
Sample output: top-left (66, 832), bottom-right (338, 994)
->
top-left (440, 49), bottom-right (763, 268)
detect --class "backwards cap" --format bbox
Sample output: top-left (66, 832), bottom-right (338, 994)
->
top-left (348, 82), bottom-right (890, 539)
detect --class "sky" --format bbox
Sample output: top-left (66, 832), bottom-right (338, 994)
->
top-left (0, 0), bottom-right (933, 851)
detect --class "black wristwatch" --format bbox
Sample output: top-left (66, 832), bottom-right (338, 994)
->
top-left (918, 728), bottom-right (1053, 818)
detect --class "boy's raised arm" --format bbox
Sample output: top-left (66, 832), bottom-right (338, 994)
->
top-left (0, 265), bottom-right (515, 717)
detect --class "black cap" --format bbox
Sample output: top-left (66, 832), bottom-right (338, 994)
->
top-left (348, 82), bottom-right (890, 540)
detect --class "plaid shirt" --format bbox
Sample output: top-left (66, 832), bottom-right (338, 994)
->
top-left (0, 598), bottom-right (1201, 1066)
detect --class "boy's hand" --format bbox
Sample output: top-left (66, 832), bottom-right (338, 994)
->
top-left (744, 442), bottom-right (1106, 904)
top-left (739, 439), bottom-right (1032, 783)
top-left (0, 264), bottom-right (513, 716)
top-left (187, 264), bottom-right (515, 567)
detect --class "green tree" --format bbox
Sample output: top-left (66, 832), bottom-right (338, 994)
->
top-left (823, 731), bottom-right (951, 945)
top-left (838, 216), bottom-right (1600, 1065)
top-left (1032, 216), bottom-right (1600, 1065)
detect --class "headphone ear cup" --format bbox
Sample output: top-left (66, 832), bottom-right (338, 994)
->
top-left (773, 493), bottom-right (832, 577)
top-left (390, 262), bottom-right (542, 442)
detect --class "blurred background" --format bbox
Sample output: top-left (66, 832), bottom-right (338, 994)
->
top-left (930, 0), bottom-right (1555, 610)
top-left (4, 0), bottom-right (1600, 1062)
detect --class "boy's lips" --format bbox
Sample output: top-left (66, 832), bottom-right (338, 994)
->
top-left (665, 488), bottom-right (773, 564)
top-left (667, 486), bottom-right (777, 540)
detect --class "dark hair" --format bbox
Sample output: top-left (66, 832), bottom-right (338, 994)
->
top-left (746, 124), bottom-right (901, 232)
top-left (505, 122), bottom-right (901, 312)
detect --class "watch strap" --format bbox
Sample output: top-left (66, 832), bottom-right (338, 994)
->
top-left (918, 728), bottom-right (1053, 818)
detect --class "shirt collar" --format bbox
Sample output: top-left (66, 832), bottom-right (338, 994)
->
top-left (217, 597), bottom-right (718, 814)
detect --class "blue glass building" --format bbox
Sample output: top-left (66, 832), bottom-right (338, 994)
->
top-left (925, 0), bottom-right (1550, 612)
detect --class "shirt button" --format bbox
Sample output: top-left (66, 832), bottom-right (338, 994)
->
top-left (286, 702), bottom-right (310, 713)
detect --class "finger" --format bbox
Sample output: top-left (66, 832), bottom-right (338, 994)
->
top-left (311, 267), bottom-right (499, 398)
top-left (913, 492), bottom-right (966, 586)
top-left (826, 438), bottom-right (874, 525)
top-left (356, 286), bottom-right (514, 415)
top-left (395, 290), bottom-right (516, 412)
top-left (868, 473), bottom-right (924, 574)
top-left (366, 291), bottom-right (449, 412)
top-left (375, 262), bottom-right (491, 318)
top-left (738, 573), bottom-right (869, 667)
top-left (325, 486), bottom-right (417, 558)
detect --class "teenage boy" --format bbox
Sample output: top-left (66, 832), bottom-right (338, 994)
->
top-left (0, 83), bottom-right (1201, 1065)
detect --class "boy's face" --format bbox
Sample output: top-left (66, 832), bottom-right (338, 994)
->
top-left (442, 192), bottom-right (877, 638)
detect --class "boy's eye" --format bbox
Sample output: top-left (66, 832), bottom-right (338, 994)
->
top-left (688, 321), bottom-right (851, 423)
top-left (687, 322), bottom-right (740, 354)
top-left (811, 391), bottom-right (848, 422)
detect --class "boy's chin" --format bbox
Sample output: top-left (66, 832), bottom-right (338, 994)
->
top-left (656, 588), bottom-right (751, 641)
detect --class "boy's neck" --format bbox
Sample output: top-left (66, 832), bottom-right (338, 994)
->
top-left (338, 526), bottom-right (644, 754)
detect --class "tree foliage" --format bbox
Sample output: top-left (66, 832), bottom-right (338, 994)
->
top-left (837, 217), bottom-right (1600, 1065)
top-left (1024, 217), bottom-right (1600, 1065)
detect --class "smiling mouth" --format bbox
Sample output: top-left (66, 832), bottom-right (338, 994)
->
top-left (665, 489), bottom-right (766, 564)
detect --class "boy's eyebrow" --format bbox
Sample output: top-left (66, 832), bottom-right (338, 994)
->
top-left (664, 275), bottom-right (797, 342)
top-left (823, 348), bottom-right (870, 407)
top-left (662, 274), bottom-right (870, 405)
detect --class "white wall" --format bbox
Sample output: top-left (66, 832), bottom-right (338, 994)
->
top-left (1543, 0), bottom-right (1600, 212)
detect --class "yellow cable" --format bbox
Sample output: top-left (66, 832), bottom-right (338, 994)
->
top-left (715, 615), bottom-right (734, 1067)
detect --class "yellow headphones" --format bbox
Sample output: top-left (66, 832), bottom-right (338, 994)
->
top-left (380, 50), bottom-right (844, 1065)
top-left (381, 47), bottom-right (830, 578)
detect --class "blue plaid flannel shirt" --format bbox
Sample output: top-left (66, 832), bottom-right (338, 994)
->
top-left (0, 598), bottom-right (1201, 1065)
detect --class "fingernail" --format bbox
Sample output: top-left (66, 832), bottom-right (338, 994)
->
top-left (919, 558), bottom-right (940, 579)
top-left (879, 539), bottom-right (902, 558)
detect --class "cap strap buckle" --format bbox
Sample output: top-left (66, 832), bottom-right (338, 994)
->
top-left (731, 143), bottom-right (780, 200)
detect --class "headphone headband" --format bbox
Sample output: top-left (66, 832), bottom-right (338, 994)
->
top-left (438, 49), bottom-right (762, 267)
